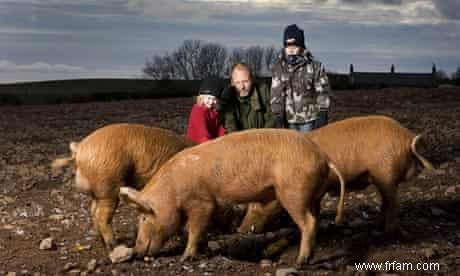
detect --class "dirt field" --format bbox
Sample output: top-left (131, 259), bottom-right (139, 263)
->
top-left (1, 87), bottom-right (459, 275)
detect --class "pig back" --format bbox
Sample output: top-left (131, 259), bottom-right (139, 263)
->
top-left (305, 116), bottom-right (416, 180)
top-left (75, 124), bottom-right (191, 188)
top-left (159, 128), bottom-right (328, 190)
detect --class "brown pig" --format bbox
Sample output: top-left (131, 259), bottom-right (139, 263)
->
top-left (238, 115), bottom-right (434, 236)
top-left (51, 123), bottom-right (195, 249)
top-left (120, 128), bottom-right (345, 265)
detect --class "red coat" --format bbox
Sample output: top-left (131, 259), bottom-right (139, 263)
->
top-left (186, 104), bottom-right (226, 144)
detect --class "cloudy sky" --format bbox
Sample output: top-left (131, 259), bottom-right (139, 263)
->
top-left (1, 0), bottom-right (459, 83)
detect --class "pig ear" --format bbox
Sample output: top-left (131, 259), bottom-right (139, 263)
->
top-left (69, 142), bottom-right (79, 155)
top-left (119, 187), bottom-right (154, 214)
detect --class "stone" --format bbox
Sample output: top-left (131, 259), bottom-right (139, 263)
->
top-left (39, 237), bottom-right (54, 250)
top-left (424, 248), bottom-right (436, 259)
top-left (434, 169), bottom-right (446, 176)
top-left (63, 262), bottom-right (77, 271)
top-left (276, 268), bottom-right (298, 276)
top-left (207, 241), bottom-right (221, 252)
top-left (439, 163), bottom-right (449, 169)
top-left (430, 207), bottom-right (445, 216)
top-left (49, 214), bottom-right (65, 221)
top-left (67, 269), bottom-right (80, 275)
top-left (260, 259), bottom-right (273, 268)
top-left (445, 186), bottom-right (458, 195)
top-left (87, 259), bottom-right (97, 272)
top-left (109, 245), bottom-right (134, 264)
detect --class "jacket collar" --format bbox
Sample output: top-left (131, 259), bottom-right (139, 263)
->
top-left (249, 84), bottom-right (263, 111)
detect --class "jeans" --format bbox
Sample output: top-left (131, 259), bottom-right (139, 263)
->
top-left (315, 110), bottom-right (329, 129)
top-left (288, 121), bottom-right (316, 133)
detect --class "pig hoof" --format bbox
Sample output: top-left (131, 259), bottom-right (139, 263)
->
top-left (104, 240), bottom-right (117, 251)
top-left (180, 254), bottom-right (197, 262)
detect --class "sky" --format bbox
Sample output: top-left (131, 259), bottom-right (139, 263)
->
top-left (1, 0), bottom-right (459, 83)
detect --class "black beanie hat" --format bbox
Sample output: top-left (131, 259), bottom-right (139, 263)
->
top-left (198, 76), bottom-right (223, 98)
top-left (283, 24), bottom-right (306, 49)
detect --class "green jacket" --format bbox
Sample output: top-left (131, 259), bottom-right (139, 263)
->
top-left (220, 82), bottom-right (276, 133)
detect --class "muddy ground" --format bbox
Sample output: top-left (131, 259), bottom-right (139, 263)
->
top-left (0, 87), bottom-right (459, 275)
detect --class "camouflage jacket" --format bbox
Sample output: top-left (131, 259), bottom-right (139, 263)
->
top-left (270, 52), bottom-right (330, 126)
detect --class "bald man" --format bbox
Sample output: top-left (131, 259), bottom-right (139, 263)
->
top-left (220, 63), bottom-right (275, 133)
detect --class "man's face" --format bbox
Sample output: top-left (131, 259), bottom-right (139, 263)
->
top-left (284, 45), bottom-right (303, 56)
top-left (231, 69), bottom-right (252, 97)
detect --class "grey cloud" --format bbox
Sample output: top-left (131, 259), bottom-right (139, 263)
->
top-left (340, 0), bottom-right (403, 5)
top-left (433, 0), bottom-right (460, 20)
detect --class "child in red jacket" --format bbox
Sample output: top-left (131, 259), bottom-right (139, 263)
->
top-left (186, 77), bottom-right (226, 144)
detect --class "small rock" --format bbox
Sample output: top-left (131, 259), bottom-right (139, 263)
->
top-left (430, 207), bottom-right (445, 216)
top-left (61, 219), bottom-right (72, 227)
top-left (0, 195), bottom-right (15, 205)
top-left (445, 186), bottom-right (458, 195)
top-left (7, 272), bottom-right (16, 276)
top-left (260, 259), bottom-right (272, 268)
top-left (87, 259), bottom-right (97, 272)
top-left (3, 224), bottom-right (14, 230)
top-left (111, 270), bottom-right (119, 276)
top-left (143, 256), bottom-right (153, 262)
top-left (39, 237), bottom-right (54, 250)
top-left (423, 248), bottom-right (436, 259)
top-left (49, 214), bottom-right (65, 221)
top-left (199, 263), bottom-right (207, 269)
top-left (109, 245), bottom-right (134, 264)
top-left (418, 173), bottom-right (429, 180)
top-left (346, 265), bottom-right (355, 271)
top-left (434, 169), bottom-right (446, 175)
top-left (276, 267), bottom-right (298, 276)
top-left (63, 262), bottom-right (77, 271)
top-left (67, 269), bottom-right (80, 275)
top-left (266, 232), bottom-right (276, 239)
top-left (208, 241), bottom-right (221, 252)
top-left (439, 163), bottom-right (449, 169)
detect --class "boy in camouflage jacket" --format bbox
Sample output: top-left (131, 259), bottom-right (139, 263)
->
top-left (271, 24), bottom-right (331, 131)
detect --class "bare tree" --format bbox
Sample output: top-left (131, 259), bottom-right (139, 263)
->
top-left (144, 41), bottom-right (283, 80)
top-left (196, 43), bottom-right (227, 78)
top-left (174, 40), bottom-right (202, 80)
top-left (144, 40), bottom-right (229, 80)
top-left (245, 46), bottom-right (264, 77)
top-left (263, 46), bottom-right (279, 75)
top-left (143, 53), bottom-right (178, 80)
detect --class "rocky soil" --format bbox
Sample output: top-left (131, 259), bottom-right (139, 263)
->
top-left (0, 87), bottom-right (459, 275)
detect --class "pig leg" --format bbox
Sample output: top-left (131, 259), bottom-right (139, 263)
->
top-left (295, 211), bottom-right (318, 266)
top-left (92, 197), bottom-right (119, 249)
top-left (375, 181), bottom-right (400, 236)
top-left (181, 201), bottom-right (215, 261)
top-left (277, 188), bottom-right (318, 266)
top-left (238, 201), bottom-right (283, 234)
